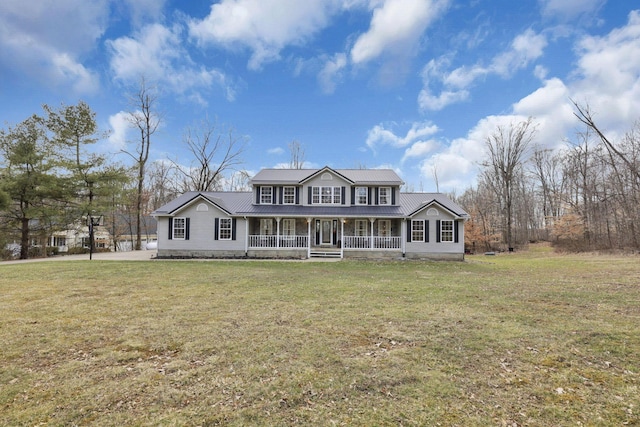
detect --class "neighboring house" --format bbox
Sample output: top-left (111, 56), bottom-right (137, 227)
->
top-left (151, 166), bottom-right (470, 260)
top-left (49, 223), bottom-right (112, 253)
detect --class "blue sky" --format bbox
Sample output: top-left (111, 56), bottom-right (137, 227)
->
top-left (1, 0), bottom-right (639, 192)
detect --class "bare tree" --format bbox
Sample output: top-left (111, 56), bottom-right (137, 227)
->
top-left (123, 77), bottom-right (161, 250)
top-left (482, 117), bottom-right (537, 250)
top-left (288, 139), bottom-right (306, 169)
top-left (171, 117), bottom-right (246, 192)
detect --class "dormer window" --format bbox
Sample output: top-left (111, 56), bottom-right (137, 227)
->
top-left (260, 186), bottom-right (273, 204)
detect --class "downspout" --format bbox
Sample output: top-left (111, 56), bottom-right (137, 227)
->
top-left (402, 219), bottom-right (406, 257)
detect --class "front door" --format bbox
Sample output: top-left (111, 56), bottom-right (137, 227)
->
top-left (321, 220), bottom-right (333, 245)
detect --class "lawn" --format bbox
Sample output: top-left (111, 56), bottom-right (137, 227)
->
top-left (0, 252), bottom-right (638, 426)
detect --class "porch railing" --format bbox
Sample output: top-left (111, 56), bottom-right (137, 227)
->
top-left (342, 236), bottom-right (401, 250)
top-left (248, 235), bottom-right (401, 250)
top-left (249, 235), bottom-right (308, 249)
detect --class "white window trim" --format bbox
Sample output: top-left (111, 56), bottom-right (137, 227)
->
top-left (260, 218), bottom-right (273, 235)
top-left (355, 186), bottom-right (368, 205)
top-left (441, 220), bottom-right (454, 242)
top-left (411, 219), bottom-right (425, 242)
top-left (283, 186), bottom-right (296, 204)
top-left (219, 218), bottom-right (232, 240)
top-left (355, 219), bottom-right (368, 237)
top-left (378, 187), bottom-right (391, 205)
top-left (378, 220), bottom-right (391, 237)
top-left (173, 217), bottom-right (186, 240)
top-left (312, 186), bottom-right (341, 205)
top-left (282, 218), bottom-right (295, 236)
top-left (260, 186), bottom-right (273, 204)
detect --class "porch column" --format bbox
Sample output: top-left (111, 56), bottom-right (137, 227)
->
top-left (275, 217), bottom-right (281, 248)
top-left (369, 218), bottom-right (375, 251)
top-left (244, 217), bottom-right (249, 255)
top-left (307, 218), bottom-right (312, 258)
top-left (340, 218), bottom-right (345, 258)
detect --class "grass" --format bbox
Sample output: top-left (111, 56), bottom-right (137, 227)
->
top-left (0, 251), bottom-right (638, 426)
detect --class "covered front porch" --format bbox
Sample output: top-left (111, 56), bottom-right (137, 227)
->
top-left (246, 217), bottom-right (404, 258)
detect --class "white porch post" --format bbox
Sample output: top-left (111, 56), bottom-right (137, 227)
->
top-left (340, 218), bottom-right (345, 258)
top-left (244, 217), bottom-right (249, 255)
top-left (276, 217), bottom-right (281, 248)
top-left (369, 218), bottom-right (375, 250)
top-left (307, 218), bottom-right (312, 258)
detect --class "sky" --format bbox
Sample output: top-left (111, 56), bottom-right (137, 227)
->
top-left (1, 0), bottom-right (639, 193)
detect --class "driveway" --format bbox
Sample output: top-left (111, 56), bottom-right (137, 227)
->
top-left (1, 250), bottom-right (157, 264)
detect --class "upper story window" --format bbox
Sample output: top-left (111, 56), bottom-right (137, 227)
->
top-left (379, 187), bottom-right (391, 205)
top-left (260, 186), bottom-right (273, 204)
top-left (312, 186), bottom-right (341, 204)
top-left (355, 187), bottom-right (368, 205)
top-left (441, 220), bottom-right (454, 242)
top-left (283, 186), bottom-right (295, 204)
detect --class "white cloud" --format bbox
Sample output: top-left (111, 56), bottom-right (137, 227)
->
top-left (106, 111), bottom-right (131, 152)
top-left (403, 140), bottom-right (439, 161)
top-left (120, 0), bottom-right (168, 26)
top-left (490, 29), bottom-right (548, 77)
top-left (107, 23), bottom-right (237, 102)
top-left (0, 0), bottom-right (107, 94)
top-left (539, 0), bottom-right (604, 20)
top-left (350, 0), bottom-right (449, 65)
top-left (318, 53), bottom-right (348, 94)
top-left (571, 10), bottom-right (640, 130)
top-left (189, 0), bottom-right (340, 70)
top-left (268, 147), bottom-right (285, 155)
top-left (366, 121), bottom-right (439, 152)
top-left (419, 28), bottom-right (547, 111)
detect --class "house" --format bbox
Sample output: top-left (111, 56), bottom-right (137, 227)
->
top-left (151, 166), bottom-right (469, 260)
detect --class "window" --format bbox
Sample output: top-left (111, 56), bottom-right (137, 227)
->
top-left (378, 220), bottom-right (391, 237)
top-left (260, 218), bottom-right (273, 235)
top-left (282, 219), bottom-right (295, 236)
top-left (283, 186), bottom-right (296, 204)
top-left (260, 186), bottom-right (273, 204)
top-left (312, 186), bottom-right (341, 204)
top-left (411, 220), bottom-right (425, 242)
top-left (52, 237), bottom-right (66, 247)
top-left (355, 219), bottom-right (368, 237)
top-left (441, 220), bottom-right (454, 242)
top-left (355, 187), bottom-right (368, 205)
top-left (173, 217), bottom-right (186, 239)
top-left (219, 218), bottom-right (232, 240)
top-left (379, 187), bottom-right (391, 205)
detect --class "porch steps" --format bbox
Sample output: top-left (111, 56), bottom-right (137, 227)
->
top-left (309, 249), bottom-right (342, 259)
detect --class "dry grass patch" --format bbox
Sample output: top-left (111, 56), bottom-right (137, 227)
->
top-left (0, 253), bottom-right (639, 426)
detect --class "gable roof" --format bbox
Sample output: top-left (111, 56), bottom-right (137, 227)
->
top-left (251, 167), bottom-right (404, 186)
top-left (400, 193), bottom-right (470, 219)
top-left (152, 190), bottom-right (469, 220)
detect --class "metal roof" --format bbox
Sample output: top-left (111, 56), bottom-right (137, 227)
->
top-left (152, 191), bottom-right (469, 219)
top-left (251, 167), bottom-right (404, 186)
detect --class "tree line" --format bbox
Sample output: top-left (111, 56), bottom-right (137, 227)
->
top-left (0, 79), bottom-right (247, 259)
top-left (458, 102), bottom-right (640, 253)
top-left (2, 86), bottom-right (637, 259)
